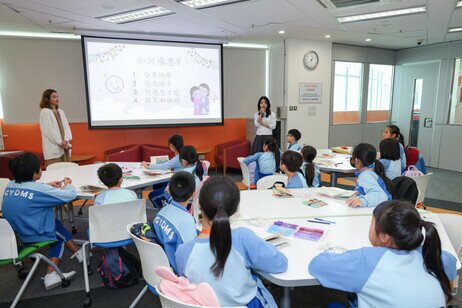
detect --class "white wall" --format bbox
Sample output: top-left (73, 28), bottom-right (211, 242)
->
top-left (0, 37), bottom-right (265, 123)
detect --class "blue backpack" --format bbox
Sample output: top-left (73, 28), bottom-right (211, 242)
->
top-left (97, 247), bottom-right (142, 289)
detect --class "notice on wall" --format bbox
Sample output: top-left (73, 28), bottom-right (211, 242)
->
top-left (299, 82), bottom-right (322, 104)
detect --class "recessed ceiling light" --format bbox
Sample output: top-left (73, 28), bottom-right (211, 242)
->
top-left (98, 6), bottom-right (172, 24)
top-left (365, 38), bottom-right (372, 42)
top-left (324, 34), bottom-right (331, 38)
top-left (449, 27), bottom-right (462, 33)
top-left (457, 1), bottom-right (462, 7)
top-left (278, 30), bottom-right (285, 34)
top-left (178, 0), bottom-right (248, 9)
top-left (337, 6), bottom-right (426, 23)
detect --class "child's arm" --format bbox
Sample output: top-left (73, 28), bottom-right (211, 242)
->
top-left (356, 172), bottom-right (388, 207)
top-left (243, 153), bottom-right (261, 166)
top-left (38, 182), bottom-right (77, 205)
top-left (149, 157), bottom-right (178, 170)
top-left (441, 250), bottom-right (458, 281)
top-left (309, 247), bottom-right (386, 293)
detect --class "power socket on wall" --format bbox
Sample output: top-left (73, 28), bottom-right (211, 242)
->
top-left (289, 106), bottom-right (298, 111)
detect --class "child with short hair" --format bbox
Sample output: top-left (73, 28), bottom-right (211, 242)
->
top-left (382, 125), bottom-right (406, 171)
top-left (280, 150), bottom-right (306, 188)
top-left (301, 145), bottom-right (321, 188)
top-left (379, 138), bottom-right (401, 180)
top-left (286, 129), bottom-right (302, 151)
top-left (153, 171), bottom-right (197, 273)
top-left (95, 163), bottom-right (137, 205)
top-left (141, 134), bottom-right (184, 171)
top-left (175, 176), bottom-right (288, 307)
top-left (243, 137), bottom-right (280, 184)
top-left (2, 152), bottom-right (81, 290)
top-left (309, 200), bottom-right (457, 307)
top-left (347, 143), bottom-right (393, 207)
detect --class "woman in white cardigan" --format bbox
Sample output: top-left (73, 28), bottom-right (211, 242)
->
top-left (39, 89), bottom-right (73, 167)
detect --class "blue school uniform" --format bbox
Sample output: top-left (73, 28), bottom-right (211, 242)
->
top-left (149, 154), bottom-right (182, 171)
top-left (176, 228), bottom-right (288, 307)
top-left (243, 152), bottom-right (276, 183)
top-left (153, 200), bottom-right (197, 273)
top-left (158, 164), bottom-right (203, 207)
top-left (399, 143), bottom-right (406, 172)
top-left (300, 162), bottom-right (321, 188)
top-left (355, 168), bottom-right (391, 207)
top-left (94, 187), bottom-right (138, 205)
top-left (379, 159), bottom-right (401, 180)
top-left (286, 142), bottom-right (302, 151)
top-left (286, 172), bottom-right (308, 189)
top-left (309, 246), bottom-right (457, 308)
top-left (2, 181), bottom-right (77, 259)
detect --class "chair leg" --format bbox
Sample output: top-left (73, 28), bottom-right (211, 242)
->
top-left (129, 285), bottom-right (148, 308)
top-left (11, 256), bottom-right (41, 308)
top-left (82, 242), bottom-right (92, 307)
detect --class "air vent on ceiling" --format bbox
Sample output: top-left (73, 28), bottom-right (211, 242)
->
top-left (317, 0), bottom-right (381, 9)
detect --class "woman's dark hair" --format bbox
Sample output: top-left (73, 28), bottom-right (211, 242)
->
top-left (199, 176), bottom-right (240, 277)
top-left (373, 200), bottom-right (452, 302)
top-left (97, 163), bottom-right (122, 188)
top-left (287, 129), bottom-right (301, 141)
top-left (301, 145), bottom-right (317, 187)
top-left (387, 125), bottom-right (405, 147)
top-left (264, 137), bottom-right (280, 172)
top-left (257, 96), bottom-right (271, 118)
top-left (9, 152), bottom-right (41, 183)
top-left (179, 145), bottom-right (204, 181)
top-left (352, 143), bottom-right (393, 196)
top-left (281, 151), bottom-right (303, 173)
top-left (168, 134), bottom-right (183, 152)
top-left (39, 89), bottom-right (57, 109)
top-left (379, 138), bottom-right (400, 161)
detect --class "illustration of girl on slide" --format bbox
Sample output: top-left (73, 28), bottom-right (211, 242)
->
top-left (190, 83), bottom-right (210, 115)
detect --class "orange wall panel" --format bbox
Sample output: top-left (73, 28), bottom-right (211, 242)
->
top-left (1, 119), bottom-right (247, 166)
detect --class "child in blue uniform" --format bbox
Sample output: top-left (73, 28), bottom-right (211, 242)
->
top-left (300, 145), bottom-right (320, 187)
top-left (280, 150), bottom-right (306, 188)
top-left (141, 134), bottom-right (183, 171)
top-left (379, 138), bottom-right (401, 180)
top-left (2, 153), bottom-right (82, 290)
top-left (176, 176), bottom-right (288, 307)
top-left (286, 129), bottom-right (302, 151)
top-left (309, 200), bottom-right (457, 308)
top-left (153, 171), bottom-right (197, 273)
top-left (346, 143), bottom-right (393, 207)
top-left (382, 125), bottom-right (406, 172)
top-left (94, 163), bottom-right (138, 205)
top-left (244, 137), bottom-right (280, 184)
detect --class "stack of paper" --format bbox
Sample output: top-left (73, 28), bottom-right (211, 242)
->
top-left (143, 169), bottom-right (172, 175)
top-left (318, 186), bottom-right (356, 198)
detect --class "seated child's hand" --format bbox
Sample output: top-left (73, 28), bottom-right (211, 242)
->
top-left (141, 161), bottom-right (149, 169)
top-left (47, 180), bottom-right (62, 188)
top-left (63, 177), bottom-right (72, 185)
top-left (346, 196), bottom-right (363, 207)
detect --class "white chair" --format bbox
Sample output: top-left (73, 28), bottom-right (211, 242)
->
top-left (0, 219), bottom-right (71, 308)
top-left (0, 178), bottom-right (10, 212)
top-left (256, 174), bottom-right (288, 190)
top-left (237, 157), bottom-right (250, 189)
top-left (438, 214), bottom-right (462, 295)
top-left (156, 285), bottom-right (209, 308)
top-left (46, 162), bottom-right (79, 170)
top-left (202, 160), bottom-right (211, 174)
top-left (81, 199), bottom-right (147, 307)
top-left (411, 172), bottom-right (433, 205)
top-left (128, 224), bottom-right (170, 308)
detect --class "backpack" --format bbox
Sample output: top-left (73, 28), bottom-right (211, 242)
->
top-left (405, 147), bottom-right (420, 168)
top-left (392, 176), bottom-right (419, 205)
top-left (402, 165), bottom-right (424, 177)
top-left (97, 247), bottom-right (142, 289)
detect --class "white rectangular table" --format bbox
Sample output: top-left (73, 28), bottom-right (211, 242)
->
top-left (234, 188), bottom-right (461, 308)
top-left (315, 152), bottom-right (356, 187)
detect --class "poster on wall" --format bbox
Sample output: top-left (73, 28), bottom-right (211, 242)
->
top-left (299, 82), bottom-right (322, 104)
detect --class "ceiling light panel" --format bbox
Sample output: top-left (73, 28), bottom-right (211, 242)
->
top-left (178, 0), bottom-right (249, 9)
top-left (458, 1), bottom-right (462, 7)
top-left (337, 6), bottom-right (426, 23)
top-left (99, 6), bottom-right (173, 24)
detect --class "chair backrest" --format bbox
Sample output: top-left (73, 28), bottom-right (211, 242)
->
top-left (411, 172), bottom-right (433, 204)
top-left (127, 224), bottom-right (169, 287)
top-left (46, 162), bottom-right (79, 170)
top-left (237, 157), bottom-right (250, 187)
top-left (105, 144), bottom-right (141, 162)
top-left (256, 174), bottom-right (288, 190)
top-left (0, 178), bottom-right (10, 212)
top-left (438, 214), bottom-right (462, 260)
top-left (89, 199), bottom-right (147, 243)
top-left (155, 285), bottom-right (211, 308)
top-left (392, 176), bottom-right (419, 205)
top-left (202, 160), bottom-right (210, 174)
top-left (0, 219), bottom-right (18, 260)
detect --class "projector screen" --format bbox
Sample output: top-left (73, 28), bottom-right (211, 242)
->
top-left (82, 36), bottom-right (223, 128)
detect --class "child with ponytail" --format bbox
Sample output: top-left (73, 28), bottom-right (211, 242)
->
top-left (300, 145), bottom-right (321, 188)
top-left (346, 143), bottom-right (393, 207)
top-left (309, 200), bottom-right (457, 307)
top-left (243, 137), bottom-right (280, 184)
top-left (175, 176), bottom-right (288, 307)
top-left (383, 125), bottom-right (406, 172)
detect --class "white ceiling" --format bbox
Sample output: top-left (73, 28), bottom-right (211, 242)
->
top-left (0, 0), bottom-right (462, 49)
